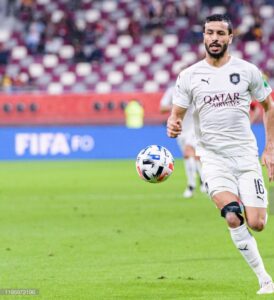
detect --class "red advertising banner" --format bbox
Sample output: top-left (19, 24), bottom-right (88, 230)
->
top-left (0, 92), bottom-right (271, 125)
top-left (0, 92), bottom-right (167, 125)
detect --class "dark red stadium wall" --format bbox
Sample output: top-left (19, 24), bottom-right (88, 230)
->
top-left (0, 93), bottom-right (167, 125)
top-left (0, 92), bottom-right (272, 125)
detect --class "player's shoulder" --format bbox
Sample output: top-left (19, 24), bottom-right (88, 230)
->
top-left (178, 60), bottom-right (205, 79)
top-left (230, 56), bottom-right (259, 72)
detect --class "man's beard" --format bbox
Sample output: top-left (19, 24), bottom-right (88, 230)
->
top-left (205, 42), bottom-right (228, 59)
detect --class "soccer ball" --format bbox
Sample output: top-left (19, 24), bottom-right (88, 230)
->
top-left (136, 145), bottom-right (174, 183)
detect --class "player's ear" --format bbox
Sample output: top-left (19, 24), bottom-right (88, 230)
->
top-left (228, 34), bottom-right (233, 44)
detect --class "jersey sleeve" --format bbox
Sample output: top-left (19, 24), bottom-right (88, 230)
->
top-left (249, 66), bottom-right (272, 102)
top-left (172, 70), bottom-right (192, 108)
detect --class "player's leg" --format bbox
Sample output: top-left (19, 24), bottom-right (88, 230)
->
top-left (238, 158), bottom-right (268, 231)
top-left (183, 145), bottom-right (196, 198)
top-left (202, 155), bottom-right (273, 294)
top-left (245, 207), bottom-right (266, 232)
top-left (213, 192), bottom-right (273, 294)
top-left (237, 160), bottom-right (273, 294)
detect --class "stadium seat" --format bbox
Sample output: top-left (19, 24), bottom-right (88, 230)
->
top-left (230, 50), bottom-right (243, 58)
top-left (47, 82), bottom-right (64, 94)
top-left (60, 72), bottom-right (76, 86)
top-left (172, 61), bottom-right (187, 75)
top-left (116, 17), bottom-right (130, 32)
top-left (85, 73), bottom-right (100, 85)
top-left (151, 44), bottom-right (167, 57)
top-left (6, 64), bottom-right (20, 77)
top-left (11, 46), bottom-right (27, 60)
top-left (45, 37), bottom-right (63, 54)
top-left (117, 35), bottom-right (133, 49)
top-left (119, 82), bottom-right (135, 92)
top-left (107, 71), bottom-right (123, 85)
top-left (131, 72), bottom-right (146, 85)
top-left (135, 52), bottom-right (151, 66)
top-left (43, 54), bottom-right (59, 68)
top-left (75, 63), bottom-right (92, 77)
top-left (154, 70), bottom-right (170, 85)
top-left (101, 63), bottom-right (115, 76)
top-left (102, 1), bottom-right (117, 13)
top-left (19, 56), bottom-right (34, 68)
top-left (245, 41), bottom-right (260, 56)
top-left (160, 53), bottom-right (174, 66)
top-left (51, 10), bottom-right (65, 23)
top-left (140, 36), bottom-right (155, 48)
top-left (112, 54), bottom-right (127, 67)
top-left (53, 64), bottom-right (68, 76)
top-left (95, 82), bottom-right (111, 93)
top-left (37, 0), bottom-right (50, 4)
top-left (0, 29), bottom-right (10, 43)
top-left (242, 15), bottom-right (255, 27)
top-left (105, 44), bottom-right (121, 58)
top-left (143, 81), bottom-right (159, 92)
top-left (29, 63), bottom-right (44, 78)
top-left (163, 34), bottom-right (178, 48)
top-left (35, 73), bottom-right (52, 87)
top-left (211, 6), bottom-right (227, 15)
top-left (260, 5), bottom-right (273, 18)
top-left (85, 9), bottom-right (101, 23)
top-left (59, 45), bottom-right (75, 60)
top-left (71, 83), bottom-right (88, 93)
top-left (124, 62), bottom-right (140, 76)
top-left (182, 51), bottom-right (197, 65)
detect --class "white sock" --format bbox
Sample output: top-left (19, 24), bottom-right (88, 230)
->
top-left (195, 159), bottom-right (203, 184)
top-left (184, 157), bottom-right (196, 188)
top-left (229, 223), bottom-right (272, 285)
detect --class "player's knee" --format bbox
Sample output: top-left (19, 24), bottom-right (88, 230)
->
top-left (221, 201), bottom-right (244, 228)
top-left (247, 219), bottom-right (265, 232)
top-left (225, 212), bottom-right (241, 228)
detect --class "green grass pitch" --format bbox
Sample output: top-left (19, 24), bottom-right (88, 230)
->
top-left (0, 160), bottom-right (273, 300)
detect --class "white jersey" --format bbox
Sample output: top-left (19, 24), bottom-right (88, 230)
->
top-left (173, 56), bottom-right (272, 158)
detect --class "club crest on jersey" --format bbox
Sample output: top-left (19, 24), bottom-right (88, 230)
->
top-left (230, 73), bottom-right (240, 85)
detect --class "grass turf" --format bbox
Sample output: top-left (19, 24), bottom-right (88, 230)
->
top-left (0, 160), bottom-right (273, 300)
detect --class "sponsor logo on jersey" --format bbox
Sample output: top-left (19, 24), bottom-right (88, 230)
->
top-left (203, 92), bottom-right (240, 107)
top-left (201, 78), bottom-right (210, 84)
top-left (15, 133), bottom-right (94, 156)
top-left (229, 73), bottom-right (240, 85)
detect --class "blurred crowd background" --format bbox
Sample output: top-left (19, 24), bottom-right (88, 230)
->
top-left (0, 0), bottom-right (273, 94)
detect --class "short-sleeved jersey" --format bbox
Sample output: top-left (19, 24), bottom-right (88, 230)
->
top-left (173, 56), bottom-right (272, 158)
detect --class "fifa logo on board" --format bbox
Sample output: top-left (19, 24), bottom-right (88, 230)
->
top-left (15, 133), bottom-right (95, 156)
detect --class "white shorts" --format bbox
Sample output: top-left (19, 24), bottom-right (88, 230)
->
top-left (200, 155), bottom-right (268, 208)
top-left (176, 130), bottom-right (197, 150)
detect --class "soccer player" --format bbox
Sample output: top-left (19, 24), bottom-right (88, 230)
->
top-left (167, 14), bottom-right (274, 294)
top-left (160, 86), bottom-right (205, 197)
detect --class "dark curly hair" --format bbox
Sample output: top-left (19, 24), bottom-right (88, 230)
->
top-left (203, 14), bottom-right (233, 34)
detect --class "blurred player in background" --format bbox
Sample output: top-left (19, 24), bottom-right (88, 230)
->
top-left (160, 86), bottom-right (205, 198)
top-left (167, 14), bottom-right (274, 294)
top-left (250, 101), bottom-right (262, 123)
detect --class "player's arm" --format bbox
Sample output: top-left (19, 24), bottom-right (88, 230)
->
top-left (261, 94), bottom-right (274, 181)
top-left (167, 105), bottom-right (187, 138)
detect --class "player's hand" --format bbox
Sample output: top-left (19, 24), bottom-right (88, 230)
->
top-left (167, 116), bottom-right (182, 138)
top-left (262, 146), bottom-right (274, 181)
